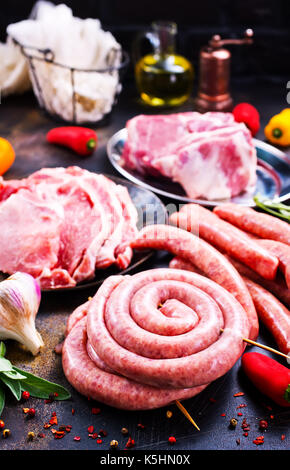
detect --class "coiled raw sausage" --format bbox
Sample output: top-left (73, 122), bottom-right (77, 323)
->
top-left (62, 268), bottom-right (249, 409)
top-left (132, 224), bottom-right (258, 340)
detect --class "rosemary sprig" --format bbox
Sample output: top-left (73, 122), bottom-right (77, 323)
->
top-left (254, 195), bottom-right (290, 222)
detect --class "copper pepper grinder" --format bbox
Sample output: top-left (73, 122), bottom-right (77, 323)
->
top-left (194, 29), bottom-right (254, 113)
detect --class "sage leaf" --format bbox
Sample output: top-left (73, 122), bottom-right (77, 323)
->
top-left (0, 383), bottom-right (5, 416)
top-left (0, 374), bottom-right (21, 401)
top-left (14, 367), bottom-right (71, 400)
top-left (0, 342), bottom-right (6, 357)
top-left (0, 357), bottom-right (13, 373)
top-left (3, 369), bottom-right (27, 380)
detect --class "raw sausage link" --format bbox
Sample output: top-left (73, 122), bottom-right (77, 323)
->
top-left (255, 239), bottom-right (290, 289)
top-left (169, 256), bottom-right (290, 357)
top-left (62, 317), bottom-right (207, 410)
top-left (213, 203), bottom-right (290, 245)
top-left (226, 257), bottom-right (290, 308)
top-left (85, 269), bottom-right (249, 390)
top-left (132, 224), bottom-right (258, 340)
top-left (169, 256), bottom-right (203, 273)
top-left (170, 204), bottom-right (279, 280)
top-left (242, 277), bottom-right (290, 356)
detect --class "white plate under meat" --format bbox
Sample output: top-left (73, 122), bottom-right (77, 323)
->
top-left (107, 128), bottom-right (290, 207)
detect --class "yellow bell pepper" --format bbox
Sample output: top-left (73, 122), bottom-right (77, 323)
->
top-left (0, 137), bottom-right (15, 175)
top-left (264, 108), bottom-right (290, 147)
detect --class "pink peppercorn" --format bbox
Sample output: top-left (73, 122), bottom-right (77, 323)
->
top-left (168, 436), bottom-right (176, 445)
top-left (22, 391), bottom-right (30, 401)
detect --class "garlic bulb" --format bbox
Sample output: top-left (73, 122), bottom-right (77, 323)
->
top-left (0, 272), bottom-right (44, 355)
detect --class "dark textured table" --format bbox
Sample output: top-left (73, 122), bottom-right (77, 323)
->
top-left (0, 77), bottom-right (289, 454)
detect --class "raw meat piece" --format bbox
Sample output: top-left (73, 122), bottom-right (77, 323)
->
top-left (0, 189), bottom-right (63, 277)
top-left (0, 167), bottom-right (138, 289)
top-left (122, 111), bottom-right (257, 200)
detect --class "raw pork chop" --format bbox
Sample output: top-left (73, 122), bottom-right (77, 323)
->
top-left (122, 112), bottom-right (257, 200)
top-left (0, 167), bottom-right (138, 289)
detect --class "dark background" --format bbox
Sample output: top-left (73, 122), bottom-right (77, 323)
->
top-left (1, 0), bottom-right (290, 80)
top-left (1, 1), bottom-right (290, 455)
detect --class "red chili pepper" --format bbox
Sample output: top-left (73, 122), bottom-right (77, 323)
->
top-left (46, 127), bottom-right (98, 156)
top-left (241, 352), bottom-right (290, 407)
top-left (232, 103), bottom-right (260, 137)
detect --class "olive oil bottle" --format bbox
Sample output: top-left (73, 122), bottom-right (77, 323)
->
top-left (134, 22), bottom-right (194, 107)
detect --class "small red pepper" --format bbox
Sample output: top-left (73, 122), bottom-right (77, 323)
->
top-left (241, 352), bottom-right (290, 407)
top-left (46, 127), bottom-right (98, 156)
top-left (232, 103), bottom-right (260, 137)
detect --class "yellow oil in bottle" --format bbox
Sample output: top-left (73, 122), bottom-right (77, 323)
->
top-left (135, 53), bottom-right (194, 107)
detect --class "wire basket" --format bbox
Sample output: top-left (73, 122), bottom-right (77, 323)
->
top-left (12, 38), bottom-right (130, 125)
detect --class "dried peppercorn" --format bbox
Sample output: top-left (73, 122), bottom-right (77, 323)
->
top-left (99, 429), bottom-right (107, 437)
top-left (229, 418), bottom-right (238, 429)
top-left (0, 420), bottom-right (5, 429)
top-left (110, 439), bottom-right (118, 449)
top-left (27, 408), bottom-right (36, 418)
top-left (91, 407), bottom-right (101, 415)
top-left (27, 432), bottom-right (35, 441)
top-left (2, 429), bottom-right (10, 438)
top-left (121, 427), bottom-right (129, 435)
top-left (259, 419), bottom-right (268, 430)
top-left (166, 410), bottom-right (173, 418)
